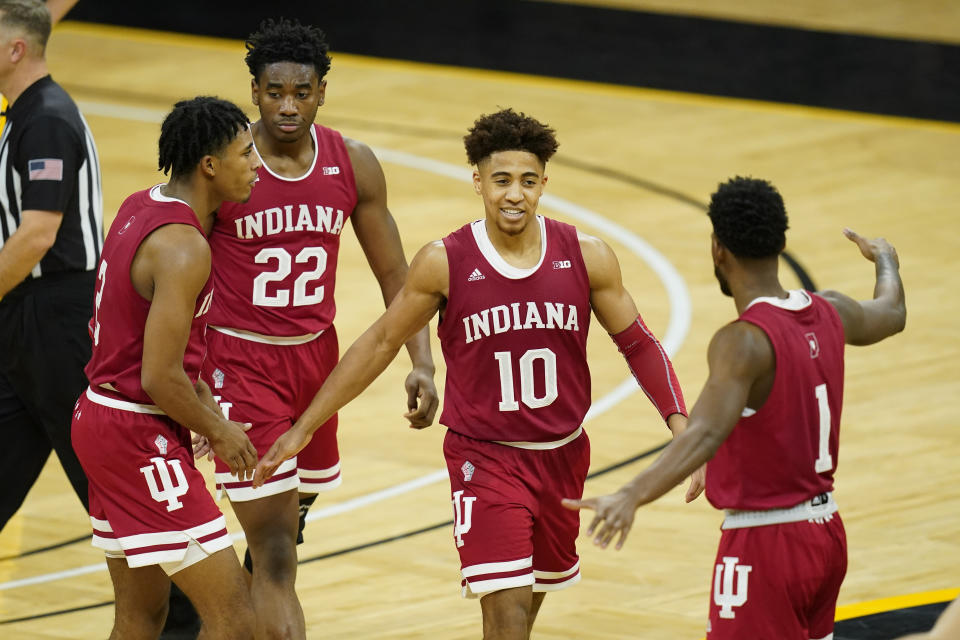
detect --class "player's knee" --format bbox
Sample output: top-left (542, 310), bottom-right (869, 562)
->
top-left (112, 595), bottom-right (168, 638)
top-left (482, 594), bottom-right (532, 639)
top-left (250, 535), bottom-right (298, 585)
top-left (202, 599), bottom-right (255, 640)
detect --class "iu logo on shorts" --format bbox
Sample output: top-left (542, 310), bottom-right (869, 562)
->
top-left (140, 456), bottom-right (189, 512)
top-left (452, 490), bottom-right (477, 548)
top-left (713, 556), bottom-right (752, 619)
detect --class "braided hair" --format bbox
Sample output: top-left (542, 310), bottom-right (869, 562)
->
top-left (708, 176), bottom-right (789, 259)
top-left (245, 18), bottom-right (332, 82)
top-left (158, 97), bottom-right (250, 180)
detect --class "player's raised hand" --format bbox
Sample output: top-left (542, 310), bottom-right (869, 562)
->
top-left (404, 366), bottom-right (439, 429)
top-left (562, 490), bottom-right (639, 550)
top-left (843, 228), bottom-right (899, 267)
top-left (253, 425), bottom-right (311, 488)
top-left (209, 420), bottom-right (258, 481)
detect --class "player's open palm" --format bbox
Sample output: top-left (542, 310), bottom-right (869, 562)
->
top-left (253, 426), bottom-right (311, 488)
top-left (843, 228), bottom-right (898, 267)
top-left (562, 490), bottom-right (638, 550)
top-left (209, 420), bottom-right (258, 481)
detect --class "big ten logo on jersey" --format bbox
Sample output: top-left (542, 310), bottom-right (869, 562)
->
top-left (713, 556), bottom-right (752, 619)
top-left (140, 456), bottom-right (189, 512)
top-left (452, 490), bottom-right (477, 548)
top-left (195, 291), bottom-right (214, 318)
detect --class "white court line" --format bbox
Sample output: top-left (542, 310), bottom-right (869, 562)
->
top-left (0, 101), bottom-right (690, 592)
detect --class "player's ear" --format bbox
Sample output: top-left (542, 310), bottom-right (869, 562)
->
top-left (318, 80), bottom-right (327, 106)
top-left (200, 154), bottom-right (217, 179)
top-left (250, 79), bottom-right (260, 106)
top-left (711, 233), bottom-right (724, 265)
top-left (472, 170), bottom-right (482, 195)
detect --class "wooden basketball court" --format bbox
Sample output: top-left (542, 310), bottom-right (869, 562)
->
top-left (1, 4), bottom-right (958, 637)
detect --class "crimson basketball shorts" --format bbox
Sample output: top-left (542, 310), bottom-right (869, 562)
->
top-left (443, 427), bottom-right (590, 598)
top-left (202, 327), bottom-right (341, 501)
top-left (706, 511), bottom-right (847, 640)
top-left (71, 388), bottom-right (233, 571)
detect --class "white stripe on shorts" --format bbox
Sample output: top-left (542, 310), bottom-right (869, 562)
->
top-left (215, 457), bottom-right (298, 502)
top-left (210, 325), bottom-right (324, 345)
top-left (461, 556), bottom-right (533, 578)
top-left (532, 560), bottom-right (580, 580)
top-left (86, 387), bottom-right (164, 414)
top-left (494, 425), bottom-right (583, 450)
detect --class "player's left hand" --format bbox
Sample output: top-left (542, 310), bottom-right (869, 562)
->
top-left (685, 464), bottom-right (706, 502)
top-left (562, 489), bottom-right (639, 550)
top-left (192, 433), bottom-right (214, 461)
top-left (193, 421), bottom-right (252, 462)
top-left (404, 366), bottom-right (439, 429)
top-left (252, 426), bottom-right (311, 488)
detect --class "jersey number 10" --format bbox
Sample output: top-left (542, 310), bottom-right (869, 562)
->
top-left (494, 348), bottom-right (558, 411)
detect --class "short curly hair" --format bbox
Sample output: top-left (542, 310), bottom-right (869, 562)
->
top-left (244, 18), bottom-right (332, 83)
top-left (158, 97), bottom-right (250, 180)
top-left (708, 176), bottom-right (789, 259)
top-left (463, 109), bottom-right (559, 166)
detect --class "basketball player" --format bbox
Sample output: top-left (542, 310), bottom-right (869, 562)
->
top-left (563, 177), bottom-right (907, 640)
top-left (253, 108), bottom-right (702, 639)
top-left (71, 97), bottom-right (260, 639)
top-left (193, 18), bottom-right (437, 639)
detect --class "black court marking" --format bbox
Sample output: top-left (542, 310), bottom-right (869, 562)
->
top-left (0, 533), bottom-right (90, 562)
top-left (0, 600), bottom-right (114, 625)
top-left (0, 440), bottom-right (671, 623)
top-left (835, 601), bottom-right (950, 639)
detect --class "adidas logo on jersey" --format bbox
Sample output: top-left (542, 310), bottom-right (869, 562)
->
top-left (322, 166), bottom-right (340, 175)
top-left (467, 268), bottom-right (485, 281)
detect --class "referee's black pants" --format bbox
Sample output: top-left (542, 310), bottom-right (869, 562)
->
top-left (0, 271), bottom-right (94, 530)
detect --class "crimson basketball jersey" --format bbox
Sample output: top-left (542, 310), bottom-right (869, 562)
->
top-left (85, 186), bottom-right (213, 405)
top-left (706, 290), bottom-right (845, 511)
top-left (438, 217), bottom-right (592, 443)
top-left (205, 124), bottom-right (357, 336)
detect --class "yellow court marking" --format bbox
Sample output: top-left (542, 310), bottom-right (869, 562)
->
top-left (835, 588), bottom-right (960, 621)
top-left (58, 21), bottom-right (960, 135)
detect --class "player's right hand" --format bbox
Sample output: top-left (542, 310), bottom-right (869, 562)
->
top-left (209, 420), bottom-right (258, 480)
top-left (843, 228), bottom-right (899, 267)
top-left (253, 426), bottom-right (311, 488)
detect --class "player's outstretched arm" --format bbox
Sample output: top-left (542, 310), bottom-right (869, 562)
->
top-left (347, 138), bottom-right (439, 428)
top-left (253, 241), bottom-right (448, 487)
top-left (563, 320), bottom-right (771, 549)
top-left (138, 224), bottom-right (257, 479)
top-left (819, 228), bottom-right (906, 346)
top-left (578, 232), bottom-right (703, 501)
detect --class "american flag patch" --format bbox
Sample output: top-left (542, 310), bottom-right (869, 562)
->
top-left (28, 158), bottom-right (63, 181)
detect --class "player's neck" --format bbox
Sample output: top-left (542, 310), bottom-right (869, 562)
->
top-left (731, 274), bottom-right (788, 314)
top-left (159, 180), bottom-right (217, 234)
top-left (483, 217), bottom-right (542, 268)
top-left (0, 59), bottom-right (48, 106)
top-left (251, 120), bottom-right (315, 177)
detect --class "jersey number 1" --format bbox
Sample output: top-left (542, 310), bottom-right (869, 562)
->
top-left (814, 383), bottom-right (833, 473)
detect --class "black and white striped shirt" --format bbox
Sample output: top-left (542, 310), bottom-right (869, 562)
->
top-left (0, 75), bottom-right (102, 280)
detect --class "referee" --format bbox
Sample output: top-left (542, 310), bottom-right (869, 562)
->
top-left (0, 0), bottom-right (101, 530)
